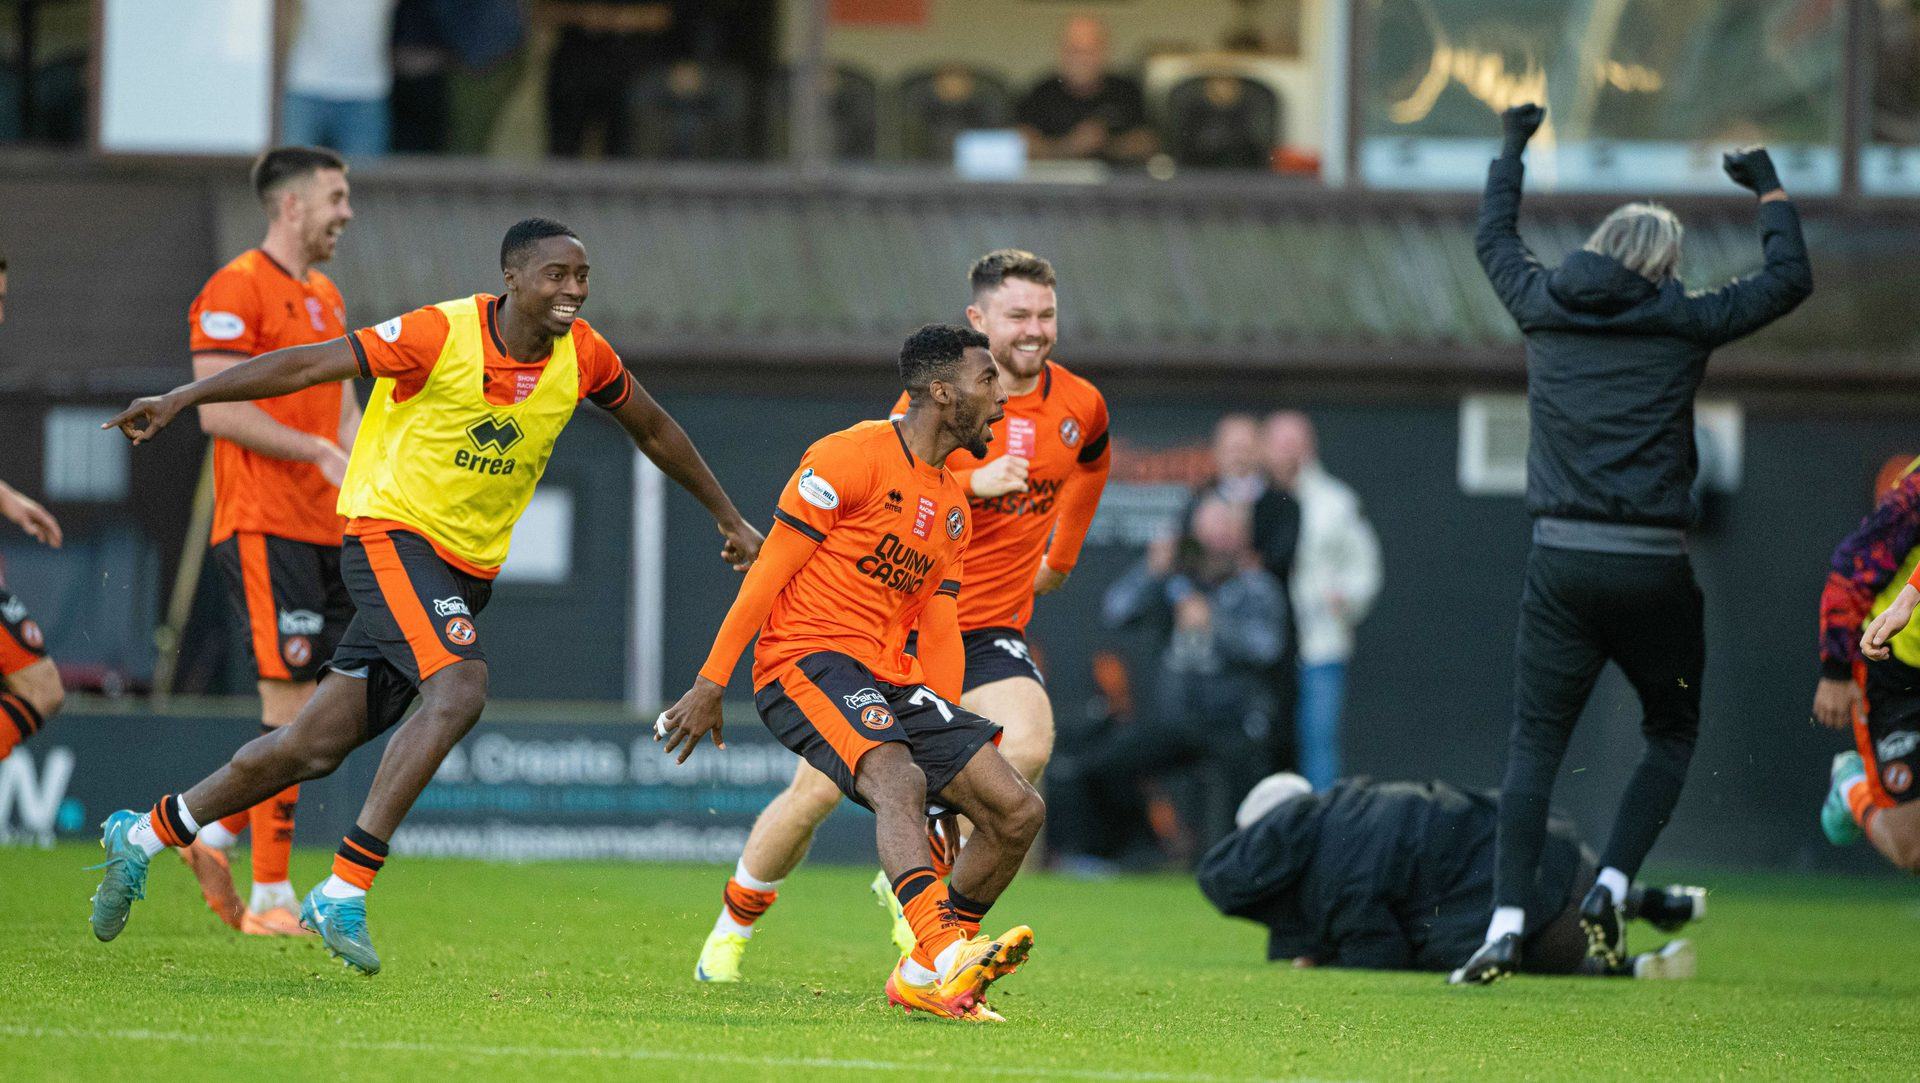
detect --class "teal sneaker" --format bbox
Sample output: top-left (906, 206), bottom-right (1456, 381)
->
top-left (870, 869), bottom-right (916, 959)
top-left (300, 887), bottom-right (381, 975)
top-left (88, 810), bottom-right (151, 942)
top-left (1822, 751), bottom-right (1867, 846)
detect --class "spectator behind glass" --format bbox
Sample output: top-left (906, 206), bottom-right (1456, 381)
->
top-left (1053, 495), bottom-right (1288, 861)
top-left (283, 0), bottom-right (399, 156)
top-left (1016, 15), bottom-right (1157, 166)
top-left (543, 0), bottom-right (680, 158)
top-left (1167, 75), bottom-right (1276, 169)
top-left (389, 0), bottom-right (526, 155)
top-left (1262, 412), bottom-right (1381, 791)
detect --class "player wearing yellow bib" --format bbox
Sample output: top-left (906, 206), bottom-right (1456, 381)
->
top-left (90, 218), bottom-right (763, 974)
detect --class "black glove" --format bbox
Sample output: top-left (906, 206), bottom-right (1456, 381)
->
top-left (1500, 104), bottom-right (1545, 158)
top-left (1723, 146), bottom-right (1782, 195)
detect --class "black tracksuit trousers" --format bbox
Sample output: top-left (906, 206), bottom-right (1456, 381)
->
top-left (1494, 544), bottom-right (1705, 910)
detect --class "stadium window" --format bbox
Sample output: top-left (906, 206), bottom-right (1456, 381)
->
top-left (43, 407), bottom-right (129, 502)
top-left (497, 487), bottom-right (574, 585)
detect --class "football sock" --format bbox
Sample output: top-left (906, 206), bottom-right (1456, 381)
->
top-left (329, 825), bottom-right (388, 897)
top-left (1597, 867), bottom-right (1630, 904)
top-left (198, 820), bottom-right (239, 851)
top-left (249, 784), bottom-right (300, 886)
top-left (136, 794), bottom-right (200, 856)
top-left (251, 880), bottom-right (298, 914)
top-left (219, 808), bottom-right (248, 835)
top-left (945, 885), bottom-right (992, 939)
top-left (717, 860), bottom-right (782, 938)
top-left (893, 866), bottom-right (964, 975)
top-left (1485, 905), bottom-right (1525, 943)
top-left (0, 691), bottom-right (43, 758)
top-left (927, 819), bottom-right (956, 880)
top-left (1843, 772), bottom-right (1881, 833)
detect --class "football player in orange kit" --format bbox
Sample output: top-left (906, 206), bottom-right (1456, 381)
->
top-left (696, 251), bottom-right (1110, 980)
top-left (660, 324), bottom-right (1045, 1020)
top-left (176, 147), bottom-right (362, 936)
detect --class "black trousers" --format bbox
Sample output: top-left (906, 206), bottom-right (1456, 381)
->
top-left (1494, 545), bottom-right (1704, 910)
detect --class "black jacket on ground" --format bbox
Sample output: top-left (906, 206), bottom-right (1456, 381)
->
top-left (1196, 778), bottom-right (1590, 971)
top-left (1476, 156), bottom-right (1813, 528)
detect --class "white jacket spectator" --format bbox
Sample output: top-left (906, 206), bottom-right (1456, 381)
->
top-left (1290, 460), bottom-right (1382, 666)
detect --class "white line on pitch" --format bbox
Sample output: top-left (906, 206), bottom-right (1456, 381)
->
top-left (0, 1023), bottom-right (1339, 1083)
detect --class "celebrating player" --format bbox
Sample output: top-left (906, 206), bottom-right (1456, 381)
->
top-left (89, 218), bottom-right (763, 975)
top-left (695, 250), bottom-right (1110, 981)
top-left (177, 146), bottom-right (362, 936)
top-left (658, 325), bottom-right (1045, 1021)
top-left (1827, 460), bottom-right (1920, 870)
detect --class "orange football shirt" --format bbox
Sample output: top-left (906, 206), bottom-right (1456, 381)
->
top-left (748, 420), bottom-right (972, 689)
top-left (891, 360), bottom-right (1109, 631)
top-left (188, 249), bottom-right (350, 547)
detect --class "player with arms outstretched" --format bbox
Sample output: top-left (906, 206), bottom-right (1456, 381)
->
top-left (88, 218), bottom-right (763, 975)
top-left (659, 325), bottom-right (1045, 1021)
top-left (178, 146), bottom-right (362, 936)
top-left (696, 250), bottom-right (1109, 980)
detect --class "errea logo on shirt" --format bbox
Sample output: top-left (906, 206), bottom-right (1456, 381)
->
top-left (455, 415), bottom-right (524, 475)
top-left (199, 311), bottom-right (246, 340)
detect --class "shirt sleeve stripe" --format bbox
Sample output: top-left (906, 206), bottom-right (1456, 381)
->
top-left (588, 368), bottom-right (633, 410)
top-left (346, 334), bottom-right (370, 379)
top-left (771, 508), bottom-right (827, 543)
top-left (935, 579), bottom-right (961, 596)
top-left (1077, 429), bottom-right (1109, 463)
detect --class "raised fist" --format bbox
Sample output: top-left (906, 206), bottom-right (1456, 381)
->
top-left (1722, 146), bottom-right (1782, 196)
top-left (1500, 104), bottom-right (1545, 156)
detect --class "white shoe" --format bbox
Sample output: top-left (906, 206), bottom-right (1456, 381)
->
top-left (1632, 939), bottom-right (1695, 980)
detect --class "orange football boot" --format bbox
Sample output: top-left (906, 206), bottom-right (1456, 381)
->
top-left (241, 906), bottom-right (314, 937)
top-left (885, 925), bottom-right (1033, 1020)
top-left (177, 842), bottom-right (243, 930)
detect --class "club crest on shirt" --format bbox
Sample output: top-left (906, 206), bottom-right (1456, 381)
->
top-left (797, 468), bottom-right (839, 510)
top-left (1060, 417), bottom-right (1082, 447)
top-left (946, 507), bottom-right (965, 539)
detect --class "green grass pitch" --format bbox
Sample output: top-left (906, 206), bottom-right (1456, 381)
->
top-left (2, 843), bottom-right (1913, 1080)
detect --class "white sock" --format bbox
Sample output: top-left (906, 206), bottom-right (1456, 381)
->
top-left (1486, 905), bottom-right (1525, 943)
top-left (732, 858), bottom-right (783, 894)
top-left (1598, 867), bottom-right (1630, 904)
top-left (933, 938), bottom-right (963, 979)
top-left (127, 814), bottom-right (167, 858)
top-left (251, 880), bottom-right (298, 913)
top-left (319, 874), bottom-right (366, 900)
top-left (900, 955), bottom-right (940, 985)
top-left (198, 821), bottom-right (238, 851)
top-left (714, 909), bottom-right (754, 938)
top-left (174, 797), bottom-right (202, 836)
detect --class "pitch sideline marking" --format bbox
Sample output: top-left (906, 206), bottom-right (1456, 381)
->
top-left (0, 1023), bottom-right (1336, 1083)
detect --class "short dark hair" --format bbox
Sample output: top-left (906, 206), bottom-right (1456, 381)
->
top-left (899, 323), bottom-right (990, 399)
top-left (969, 248), bottom-right (1056, 298)
top-left (251, 146), bottom-right (347, 205)
top-left (501, 217), bottom-right (580, 270)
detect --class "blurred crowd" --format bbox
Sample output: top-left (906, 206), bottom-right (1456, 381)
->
top-left (1050, 411), bottom-right (1382, 871)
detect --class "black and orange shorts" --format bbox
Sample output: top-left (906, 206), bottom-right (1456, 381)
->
top-left (961, 627), bottom-right (1045, 692)
top-left (0, 587), bottom-right (49, 677)
top-left (754, 651), bottom-right (1001, 813)
top-left (1859, 658), bottom-right (1920, 806)
top-left (324, 530), bottom-right (493, 737)
top-left (212, 533), bottom-right (353, 683)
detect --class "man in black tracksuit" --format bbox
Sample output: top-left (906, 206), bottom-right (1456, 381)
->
top-left (1452, 104), bottom-right (1813, 984)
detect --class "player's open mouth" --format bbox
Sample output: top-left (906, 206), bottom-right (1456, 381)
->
top-left (552, 304), bottom-right (580, 320)
top-left (1012, 341), bottom-right (1046, 358)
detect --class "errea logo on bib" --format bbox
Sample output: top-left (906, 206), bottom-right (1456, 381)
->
top-left (797, 468), bottom-right (839, 509)
top-left (199, 311), bottom-right (246, 340)
top-left (375, 317), bottom-right (403, 343)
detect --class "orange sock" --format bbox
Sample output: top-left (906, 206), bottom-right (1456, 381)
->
top-left (1845, 775), bottom-right (1883, 834)
top-left (944, 885), bottom-right (991, 940)
top-left (218, 810), bottom-right (248, 836)
top-left (926, 819), bottom-right (955, 880)
top-left (249, 784), bottom-right (299, 884)
top-left (893, 866), bottom-right (964, 973)
top-left (721, 878), bottom-right (778, 928)
top-left (331, 826), bottom-right (387, 891)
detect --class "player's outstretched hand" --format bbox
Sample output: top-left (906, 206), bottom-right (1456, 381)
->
top-left (1033, 560), bottom-right (1069, 596)
top-left (970, 455), bottom-right (1030, 499)
top-left (656, 676), bottom-right (726, 764)
top-left (1810, 676), bottom-right (1862, 729)
top-left (1863, 585), bottom-right (1920, 662)
top-left (1723, 147), bottom-right (1782, 196)
top-left (1500, 103), bottom-right (1545, 156)
top-left (718, 518), bottom-right (764, 572)
top-left (103, 392), bottom-right (185, 444)
top-left (0, 485), bottom-right (62, 548)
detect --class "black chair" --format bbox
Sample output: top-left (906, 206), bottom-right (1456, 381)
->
top-left (763, 63), bottom-right (879, 162)
top-left (626, 60), bottom-right (755, 161)
top-left (892, 65), bottom-right (1013, 162)
top-left (1164, 74), bottom-right (1280, 169)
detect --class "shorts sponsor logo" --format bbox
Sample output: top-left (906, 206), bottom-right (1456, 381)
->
top-left (841, 688), bottom-right (886, 711)
top-left (912, 496), bottom-right (936, 539)
top-left (305, 296), bottom-right (328, 332)
top-left (445, 617), bottom-right (477, 646)
top-left (1885, 762), bottom-right (1913, 795)
top-left (1878, 730), bottom-right (1920, 763)
top-left (946, 507), bottom-right (965, 539)
top-left (796, 468), bottom-right (839, 510)
top-left (434, 596), bottom-right (472, 619)
top-left (198, 310), bottom-right (246, 340)
top-left (1, 597), bottom-right (26, 623)
top-left (279, 609), bottom-right (325, 635)
top-left (20, 620), bottom-right (42, 650)
top-left (860, 705), bottom-right (895, 730)
top-left (283, 635), bottom-right (312, 667)
top-left (375, 316), bottom-right (404, 343)
top-left (1059, 417), bottom-right (1082, 447)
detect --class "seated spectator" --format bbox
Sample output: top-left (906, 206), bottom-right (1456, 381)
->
top-left (1049, 495), bottom-right (1288, 861)
top-left (627, 60), bottom-right (751, 160)
top-left (1016, 15), bottom-right (1157, 166)
top-left (1166, 75), bottom-right (1278, 169)
top-left (1197, 773), bottom-right (1704, 978)
top-left (896, 65), bottom-right (1013, 162)
top-left (544, 0), bottom-right (679, 158)
top-left (283, 0), bottom-right (399, 156)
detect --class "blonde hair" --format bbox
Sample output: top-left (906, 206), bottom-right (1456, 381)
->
top-left (1584, 202), bottom-right (1683, 282)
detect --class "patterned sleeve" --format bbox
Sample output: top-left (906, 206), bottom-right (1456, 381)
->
top-left (1820, 472), bottom-right (1920, 677)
